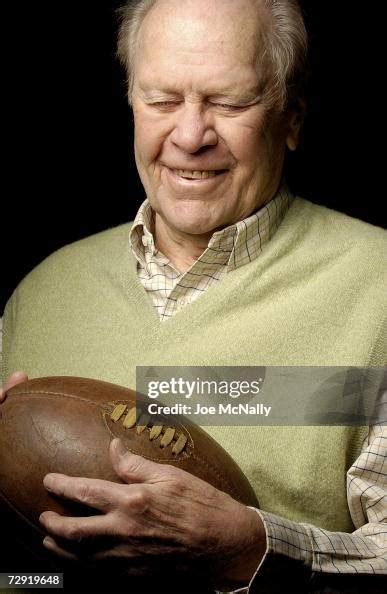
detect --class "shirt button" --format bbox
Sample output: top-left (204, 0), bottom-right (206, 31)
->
top-left (142, 236), bottom-right (150, 247)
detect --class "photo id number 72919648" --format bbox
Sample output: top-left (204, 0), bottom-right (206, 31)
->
top-left (0, 574), bottom-right (63, 589)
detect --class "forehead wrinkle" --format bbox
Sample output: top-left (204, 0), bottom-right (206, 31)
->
top-left (134, 0), bottom-right (271, 102)
top-left (137, 34), bottom-right (265, 94)
top-left (139, 23), bottom-right (259, 71)
top-left (137, 0), bottom-right (266, 67)
top-left (146, 0), bottom-right (264, 32)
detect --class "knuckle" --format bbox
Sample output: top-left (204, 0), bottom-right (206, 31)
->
top-left (164, 469), bottom-right (188, 493)
top-left (121, 485), bottom-right (149, 513)
top-left (120, 491), bottom-right (134, 511)
top-left (167, 480), bottom-right (183, 499)
top-left (135, 484), bottom-right (151, 506)
top-left (67, 524), bottom-right (83, 542)
top-left (76, 482), bottom-right (92, 504)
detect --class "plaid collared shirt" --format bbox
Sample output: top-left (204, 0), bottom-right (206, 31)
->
top-left (129, 187), bottom-right (294, 320)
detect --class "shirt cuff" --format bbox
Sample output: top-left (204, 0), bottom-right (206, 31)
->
top-left (240, 508), bottom-right (313, 593)
top-left (257, 509), bottom-right (313, 567)
top-left (215, 507), bottom-right (314, 594)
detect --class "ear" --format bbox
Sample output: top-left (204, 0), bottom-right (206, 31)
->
top-left (285, 99), bottom-right (306, 151)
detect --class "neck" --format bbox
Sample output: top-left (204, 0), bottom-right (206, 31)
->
top-left (154, 214), bottom-right (212, 273)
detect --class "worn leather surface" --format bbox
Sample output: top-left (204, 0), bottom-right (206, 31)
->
top-left (0, 376), bottom-right (258, 586)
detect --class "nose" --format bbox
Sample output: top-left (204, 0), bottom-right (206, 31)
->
top-left (170, 102), bottom-right (218, 154)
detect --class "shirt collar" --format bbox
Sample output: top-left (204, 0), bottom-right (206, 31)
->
top-left (129, 185), bottom-right (294, 272)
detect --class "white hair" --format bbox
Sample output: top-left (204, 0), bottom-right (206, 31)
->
top-left (116, 0), bottom-right (308, 110)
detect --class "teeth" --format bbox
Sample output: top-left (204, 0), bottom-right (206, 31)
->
top-left (176, 169), bottom-right (217, 179)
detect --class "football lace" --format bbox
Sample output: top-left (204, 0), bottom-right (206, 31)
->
top-left (110, 403), bottom-right (188, 455)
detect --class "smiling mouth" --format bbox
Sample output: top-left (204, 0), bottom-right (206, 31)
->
top-left (170, 168), bottom-right (227, 180)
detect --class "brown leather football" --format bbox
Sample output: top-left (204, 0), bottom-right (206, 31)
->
top-left (0, 376), bottom-right (258, 567)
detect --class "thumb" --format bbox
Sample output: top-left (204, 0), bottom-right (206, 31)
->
top-left (109, 438), bottom-right (164, 484)
top-left (0, 371), bottom-right (29, 403)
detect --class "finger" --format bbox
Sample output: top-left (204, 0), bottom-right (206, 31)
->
top-left (42, 525), bottom-right (145, 564)
top-left (0, 371), bottom-right (28, 402)
top-left (43, 536), bottom-right (80, 561)
top-left (4, 371), bottom-right (28, 391)
top-left (39, 511), bottom-right (117, 542)
top-left (91, 541), bottom-right (187, 562)
top-left (109, 438), bottom-right (168, 484)
top-left (43, 473), bottom-right (124, 512)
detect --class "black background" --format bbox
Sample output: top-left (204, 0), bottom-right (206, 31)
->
top-left (1, 1), bottom-right (385, 313)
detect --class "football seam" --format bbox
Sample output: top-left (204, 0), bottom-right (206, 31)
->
top-left (7, 389), bottom-right (112, 410)
top-left (7, 389), bottom-right (243, 501)
top-left (190, 453), bottom-right (241, 499)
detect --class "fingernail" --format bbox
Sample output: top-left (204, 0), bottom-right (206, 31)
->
top-left (43, 536), bottom-right (54, 547)
top-left (39, 512), bottom-right (46, 524)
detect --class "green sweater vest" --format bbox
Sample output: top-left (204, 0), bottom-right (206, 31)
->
top-left (2, 198), bottom-right (386, 533)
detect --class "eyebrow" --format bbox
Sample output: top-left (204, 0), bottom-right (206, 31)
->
top-left (139, 87), bottom-right (262, 104)
top-left (208, 91), bottom-right (262, 104)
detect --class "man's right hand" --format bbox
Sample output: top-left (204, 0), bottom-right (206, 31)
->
top-left (0, 371), bottom-right (28, 403)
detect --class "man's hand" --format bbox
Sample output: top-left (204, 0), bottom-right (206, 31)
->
top-left (39, 438), bottom-right (266, 589)
top-left (0, 371), bottom-right (28, 403)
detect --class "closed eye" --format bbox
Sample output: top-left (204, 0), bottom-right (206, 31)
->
top-left (149, 101), bottom-right (181, 110)
top-left (211, 103), bottom-right (248, 112)
top-left (147, 101), bottom-right (253, 112)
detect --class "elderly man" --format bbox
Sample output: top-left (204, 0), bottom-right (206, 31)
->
top-left (1, 0), bottom-right (386, 592)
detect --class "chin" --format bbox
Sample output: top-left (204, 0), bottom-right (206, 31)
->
top-left (157, 202), bottom-right (223, 236)
top-left (171, 219), bottom-right (217, 236)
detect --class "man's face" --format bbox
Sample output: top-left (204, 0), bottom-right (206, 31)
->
top-left (132, 0), bottom-right (297, 237)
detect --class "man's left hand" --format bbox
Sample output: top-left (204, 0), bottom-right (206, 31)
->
top-left (39, 438), bottom-right (266, 589)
